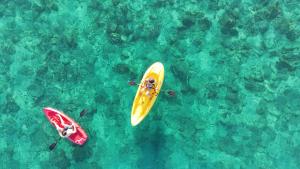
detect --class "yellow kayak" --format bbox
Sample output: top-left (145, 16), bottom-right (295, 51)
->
top-left (131, 62), bottom-right (164, 126)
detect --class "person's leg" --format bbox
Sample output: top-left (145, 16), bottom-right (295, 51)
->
top-left (69, 123), bottom-right (77, 134)
top-left (56, 113), bottom-right (67, 127)
top-left (52, 121), bottom-right (64, 137)
top-left (70, 126), bottom-right (77, 134)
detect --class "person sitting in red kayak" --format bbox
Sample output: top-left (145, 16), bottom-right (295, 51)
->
top-left (52, 114), bottom-right (77, 138)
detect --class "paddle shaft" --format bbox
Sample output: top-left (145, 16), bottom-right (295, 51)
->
top-left (130, 82), bottom-right (175, 95)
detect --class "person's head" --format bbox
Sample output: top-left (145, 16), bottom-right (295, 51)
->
top-left (62, 131), bottom-right (67, 136)
top-left (148, 78), bottom-right (155, 84)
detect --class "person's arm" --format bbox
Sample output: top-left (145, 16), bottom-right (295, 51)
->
top-left (52, 121), bottom-right (63, 132)
top-left (52, 121), bottom-right (66, 137)
top-left (58, 131), bottom-right (64, 137)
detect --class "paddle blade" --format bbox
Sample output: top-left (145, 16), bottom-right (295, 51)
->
top-left (128, 80), bottom-right (136, 86)
top-left (49, 142), bottom-right (57, 151)
top-left (79, 109), bottom-right (88, 117)
top-left (167, 90), bottom-right (176, 96)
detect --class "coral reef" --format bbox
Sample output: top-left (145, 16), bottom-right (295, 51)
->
top-left (0, 0), bottom-right (299, 168)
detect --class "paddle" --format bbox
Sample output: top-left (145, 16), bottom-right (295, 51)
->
top-left (48, 109), bottom-right (88, 151)
top-left (128, 80), bottom-right (176, 96)
top-left (49, 137), bottom-right (62, 151)
top-left (79, 109), bottom-right (88, 118)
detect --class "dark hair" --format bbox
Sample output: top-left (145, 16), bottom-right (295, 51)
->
top-left (149, 79), bottom-right (155, 83)
top-left (62, 131), bottom-right (67, 136)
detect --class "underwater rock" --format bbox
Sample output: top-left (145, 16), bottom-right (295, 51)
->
top-left (243, 71), bottom-right (266, 93)
top-left (36, 65), bottom-right (48, 78)
top-left (266, 2), bottom-right (281, 20)
top-left (18, 65), bottom-right (34, 77)
top-left (0, 59), bottom-right (11, 75)
top-left (274, 17), bottom-right (298, 41)
top-left (33, 0), bottom-right (59, 13)
top-left (88, 162), bottom-right (102, 169)
top-left (112, 0), bottom-right (120, 6)
top-left (208, 0), bottom-right (221, 10)
top-left (1, 147), bottom-right (20, 169)
top-left (27, 83), bottom-right (44, 99)
top-left (276, 60), bottom-right (295, 72)
top-left (262, 64), bottom-right (273, 80)
top-left (2, 118), bottom-right (18, 135)
top-left (113, 63), bottom-right (130, 74)
top-left (179, 17), bottom-right (195, 31)
top-left (220, 22), bottom-right (238, 36)
top-left (106, 22), bottom-right (118, 34)
top-left (219, 9), bottom-right (240, 36)
top-left (180, 85), bottom-right (197, 95)
top-left (244, 81), bottom-right (265, 93)
top-left (120, 50), bottom-right (131, 60)
top-left (207, 89), bottom-right (217, 99)
top-left (85, 108), bottom-right (97, 120)
top-left (178, 11), bottom-right (211, 32)
top-left (275, 89), bottom-right (300, 114)
top-left (135, 127), bottom-right (166, 169)
top-left (217, 136), bottom-right (240, 156)
top-left (144, 25), bottom-right (160, 40)
top-left (94, 91), bottom-right (110, 104)
top-left (170, 61), bottom-right (197, 95)
top-left (256, 99), bottom-right (269, 115)
top-left (29, 127), bottom-right (49, 146)
top-left (61, 34), bottom-right (78, 49)
top-left (257, 21), bottom-right (269, 34)
top-left (72, 145), bottom-right (93, 161)
top-left (286, 29), bottom-right (298, 41)
top-left (260, 127), bottom-right (276, 146)
top-left (105, 6), bottom-right (135, 43)
top-left (275, 18), bottom-right (289, 34)
top-left (4, 95), bottom-right (20, 114)
top-left (292, 146), bottom-right (300, 167)
top-left (225, 87), bottom-right (240, 105)
top-left (1, 41), bottom-right (16, 56)
top-left (0, 5), bottom-right (3, 18)
top-left (0, 75), bottom-right (8, 91)
top-left (45, 50), bottom-right (60, 64)
top-left (280, 48), bottom-right (299, 64)
top-left (88, 0), bottom-right (103, 11)
top-left (153, 0), bottom-right (175, 8)
top-left (108, 32), bottom-right (123, 44)
top-left (170, 63), bottom-right (189, 84)
top-left (49, 150), bottom-right (71, 169)
top-left (0, 51), bottom-right (13, 65)
top-left (199, 17), bottom-right (212, 31)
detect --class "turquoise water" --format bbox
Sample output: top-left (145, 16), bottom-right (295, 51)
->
top-left (1, 0), bottom-right (300, 168)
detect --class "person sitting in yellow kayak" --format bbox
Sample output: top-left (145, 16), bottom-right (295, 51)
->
top-left (129, 79), bottom-right (176, 97)
top-left (52, 114), bottom-right (77, 138)
top-left (141, 77), bottom-right (158, 97)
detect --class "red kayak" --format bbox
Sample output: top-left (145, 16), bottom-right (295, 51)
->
top-left (43, 107), bottom-right (88, 145)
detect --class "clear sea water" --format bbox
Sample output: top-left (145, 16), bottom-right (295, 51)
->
top-left (1, 0), bottom-right (300, 169)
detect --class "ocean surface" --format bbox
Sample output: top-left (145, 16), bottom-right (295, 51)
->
top-left (0, 0), bottom-right (300, 169)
